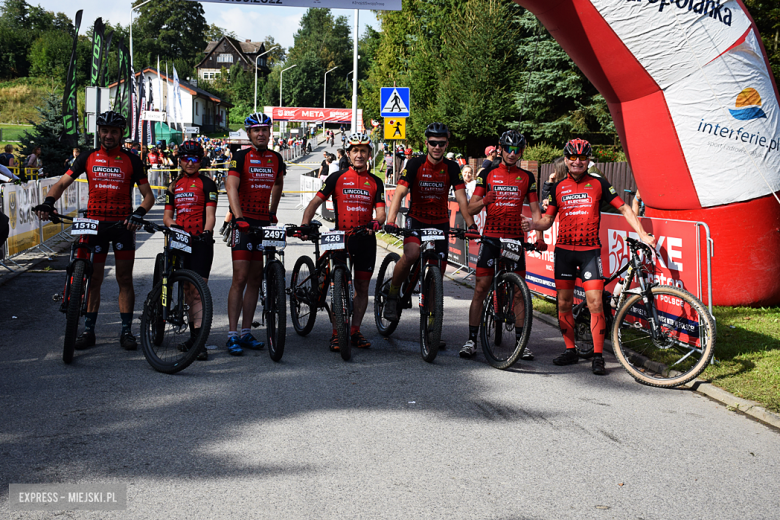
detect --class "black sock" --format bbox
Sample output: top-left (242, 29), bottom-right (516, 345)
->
top-left (593, 352), bottom-right (603, 358)
top-left (468, 325), bottom-right (479, 342)
top-left (84, 312), bottom-right (98, 333)
top-left (120, 313), bottom-right (133, 335)
top-left (515, 327), bottom-right (523, 343)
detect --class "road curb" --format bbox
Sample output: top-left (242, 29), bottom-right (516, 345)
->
top-left (377, 235), bottom-right (780, 431)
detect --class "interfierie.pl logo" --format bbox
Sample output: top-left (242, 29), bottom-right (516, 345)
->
top-left (729, 87), bottom-right (767, 120)
top-left (696, 89), bottom-right (778, 152)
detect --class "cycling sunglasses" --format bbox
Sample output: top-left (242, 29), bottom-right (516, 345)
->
top-left (180, 156), bottom-right (201, 164)
top-left (504, 146), bottom-right (523, 155)
top-left (427, 140), bottom-right (447, 148)
top-left (566, 154), bottom-right (589, 162)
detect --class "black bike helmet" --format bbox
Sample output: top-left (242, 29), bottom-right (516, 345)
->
top-left (178, 140), bottom-right (204, 159)
top-left (244, 112), bottom-right (273, 129)
top-left (499, 130), bottom-right (527, 149)
top-left (424, 122), bottom-right (450, 138)
top-left (563, 138), bottom-right (592, 157)
top-left (96, 110), bottom-right (127, 129)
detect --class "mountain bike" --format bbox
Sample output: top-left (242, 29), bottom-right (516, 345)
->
top-left (374, 227), bottom-right (467, 363)
top-left (138, 219), bottom-right (213, 374)
top-left (601, 237), bottom-right (715, 387)
top-left (238, 223), bottom-right (290, 362)
top-left (288, 221), bottom-right (372, 362)
top-left (41, 211), bottom-right (122, 364)
top-left (477, 236), bottom-right (539, 370)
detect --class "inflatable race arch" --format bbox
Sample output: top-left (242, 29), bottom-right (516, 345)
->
top-left (516, 0), bottom-right (780, 306)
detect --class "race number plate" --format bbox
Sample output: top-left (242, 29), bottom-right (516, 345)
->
top-left (170, 229), bottom-right (192, 253)
top-left (320, 231), bottom-right (346, 251)
top-left (420, 228), bottom-right (445, 242)
top-left (500, 238), bottom-right (522, 262)
top-left (70, 218), bottom-right (99, 235)
top-left (262, 226), bottom-right (287, 249)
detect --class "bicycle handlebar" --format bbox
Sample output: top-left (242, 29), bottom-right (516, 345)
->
top-left (479, 235), bottom-right (542, 253)
top-left (384, 226), bottom-right (467, 240)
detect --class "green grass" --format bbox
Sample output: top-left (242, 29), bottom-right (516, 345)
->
top-left (0, 124), bottom-right (33, 142)
top-left (702, 306), bottom-right (780, 413)
top-left (532, 294), bottom-right (780, 413)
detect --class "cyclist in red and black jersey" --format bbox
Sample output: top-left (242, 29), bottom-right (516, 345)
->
top-left (532, 138), bottom-right (655, 375)
top-left (35, 111), bottom-right (155, 351)
top-left (302, 133), bottom-right (386, 351)
top-left (460, 130), bottom-right (543, 359)
top-left (224, 112), bottom-right (285, 356)
top-left (383, 122), bottom-right (478, 323)
top-left (164, 140), bottom-right (218, 361)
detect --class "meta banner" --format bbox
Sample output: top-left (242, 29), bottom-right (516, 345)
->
top-left (187, 0), bottom-right (401, 11)
top-left (266, 107), bottom-right (364, 127)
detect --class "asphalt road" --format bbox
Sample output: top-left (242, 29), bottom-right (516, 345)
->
top-left (1, 147), bottom-right (779, 519)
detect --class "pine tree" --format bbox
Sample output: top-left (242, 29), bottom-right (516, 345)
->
top-left (19, 92), bottom-right (74, 178)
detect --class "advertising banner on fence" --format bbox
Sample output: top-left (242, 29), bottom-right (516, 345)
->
top-left (2, 182), bottom-right (41, 256)
top-left (39, 178), bottom-right (62, 241)
top-left (385, 187), bottom-right (709, 304)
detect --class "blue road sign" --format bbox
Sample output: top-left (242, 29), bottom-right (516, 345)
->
top-left (380, 87), bottom-right (410, 118)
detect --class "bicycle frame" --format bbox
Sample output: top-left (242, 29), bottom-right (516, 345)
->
top-left (398, 235), bottom-right (449, 310)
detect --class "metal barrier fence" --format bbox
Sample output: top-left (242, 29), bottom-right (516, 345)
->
top-left (1, 175), bottom-right (87, 270)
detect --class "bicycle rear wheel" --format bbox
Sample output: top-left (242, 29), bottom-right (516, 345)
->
top-left (266, 261), bottom-right (287, 362)
top-left (374, 252), bottom-right (401, 336)
top-left (140, 269), bottom-right (213, 374)
top-left (290, 255), bottom-right (317, 336)
top-left (612, 286), bottom-right (715, 388)
top-left (480, 272), bottom-right (533, 370)
top-left (420, 266), bottom-right (443, 363)
top-left (332, 267), bottom-right (351, 361)
top-left (63, 260), bottom-right (86, 364)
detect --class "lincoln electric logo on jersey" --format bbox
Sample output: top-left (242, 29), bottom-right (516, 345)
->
top-left (419, 181), bottom-right (444, 189)
top-left (343, 188), bottom-right (370, 198)
top-left (561, 193), bottom-right (590, 204)
top-left (494, 186), bottom-right (518, 192)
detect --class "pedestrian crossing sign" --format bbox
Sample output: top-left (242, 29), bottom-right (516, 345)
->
top-left (384, 118), bottom-right (406, 140)
top-left (380, 87), bottom-right (410, 117)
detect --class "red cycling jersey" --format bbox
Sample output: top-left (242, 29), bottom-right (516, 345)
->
top-left (316, 168), bottom-right (386, 230)
top-left (165, 173), bottom-right (218, 236)
top-left (545, 173), bottom-right (623, 250)
top-left (67, 147), bottom-right (148, 221)
top-left (228, 147), bottom-right (286, 220)
top-left (474, 163), bottom-right (538, 239)
top-left (397, 156), bottom-right (464, 224)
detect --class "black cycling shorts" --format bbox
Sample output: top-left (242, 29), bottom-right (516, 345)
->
top-left (554, 247), bottom-right (602, 283)
top-left (476, 238), bottom-right (525, 278)
top-left (182, 238), bottom-right (214, 279)
top-left (403, 216), bottom-right (449, 262)
top-left (86, 221), bottom-right (136, 261)
top-left (231, 217), bottom-right (270, 262)
top-left (334, 233), bottom-right (377, 280)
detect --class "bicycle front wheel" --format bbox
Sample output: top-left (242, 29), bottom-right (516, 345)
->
top-left (266, 261), bottom-right (287, 362)
top-left (420, 266), bottom-right (443, 363)
top-left (151, 253), bottom-right (165, 346)
top-left (290, 255), bottom-right (317, 336)
top-left (140, 269), bottom-right (213, 374)
top-left (374, 252), bottom-right (400, 336)
top-left (480, 272), bottom-right (533, 370)
top-left (612, 286), bottom-right (715, 388)
top-left (63, 259), bottom-right (87, 364)
top-left (332, 267), bottom-right (351, 361)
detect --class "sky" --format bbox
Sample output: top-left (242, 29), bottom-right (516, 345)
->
top-left (27, 0), bottom-right (381, 49)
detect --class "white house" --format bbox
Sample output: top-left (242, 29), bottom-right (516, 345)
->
top-left (108, 68), bottom-right (231, 134)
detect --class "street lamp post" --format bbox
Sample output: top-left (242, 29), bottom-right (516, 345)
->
top-left (254, 44), bottom-right (280, 113)
top-left (129, 0), bottom-right (153, 70)
top-left (279, 64), bottom-right (297, 107)
top-left (324, 66), bottom-right (338, 109)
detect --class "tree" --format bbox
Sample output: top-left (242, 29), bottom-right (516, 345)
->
top-left (19, 92), bottom-right (73, 177)
top-left (132, 0), bottom-right (207, 72)
top-left (28, 30), bottom-right (73, 79)
top-left (260, 36), bottom-right (287, 68)
top-left (204, 23), bottom-right (236, 42)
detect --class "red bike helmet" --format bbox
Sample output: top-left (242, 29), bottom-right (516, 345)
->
top-left (563, 138), bottom-right (592, 157)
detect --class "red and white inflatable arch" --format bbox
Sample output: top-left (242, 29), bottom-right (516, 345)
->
top-left (516, 0), bottom-right (780, 305)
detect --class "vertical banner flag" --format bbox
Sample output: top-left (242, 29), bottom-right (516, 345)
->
top-left (172, 65), bottom-right (183, 130)
top-left (90, 18), bottom-right (105, 87)
top-left (99, 30), bottom-right (114, 88)
top-left (157, 56), bottom-right (163, 111)
top-left (165, 62), bottom-right (173, 131)
top-left (62, 9), bottom-right (83, 146)
top-left (138, 75), bottom-right (146, 146)
top-left (130, 69), bottom-right (138, 142)
top-left (115, 41), bottom-right (129, 118)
